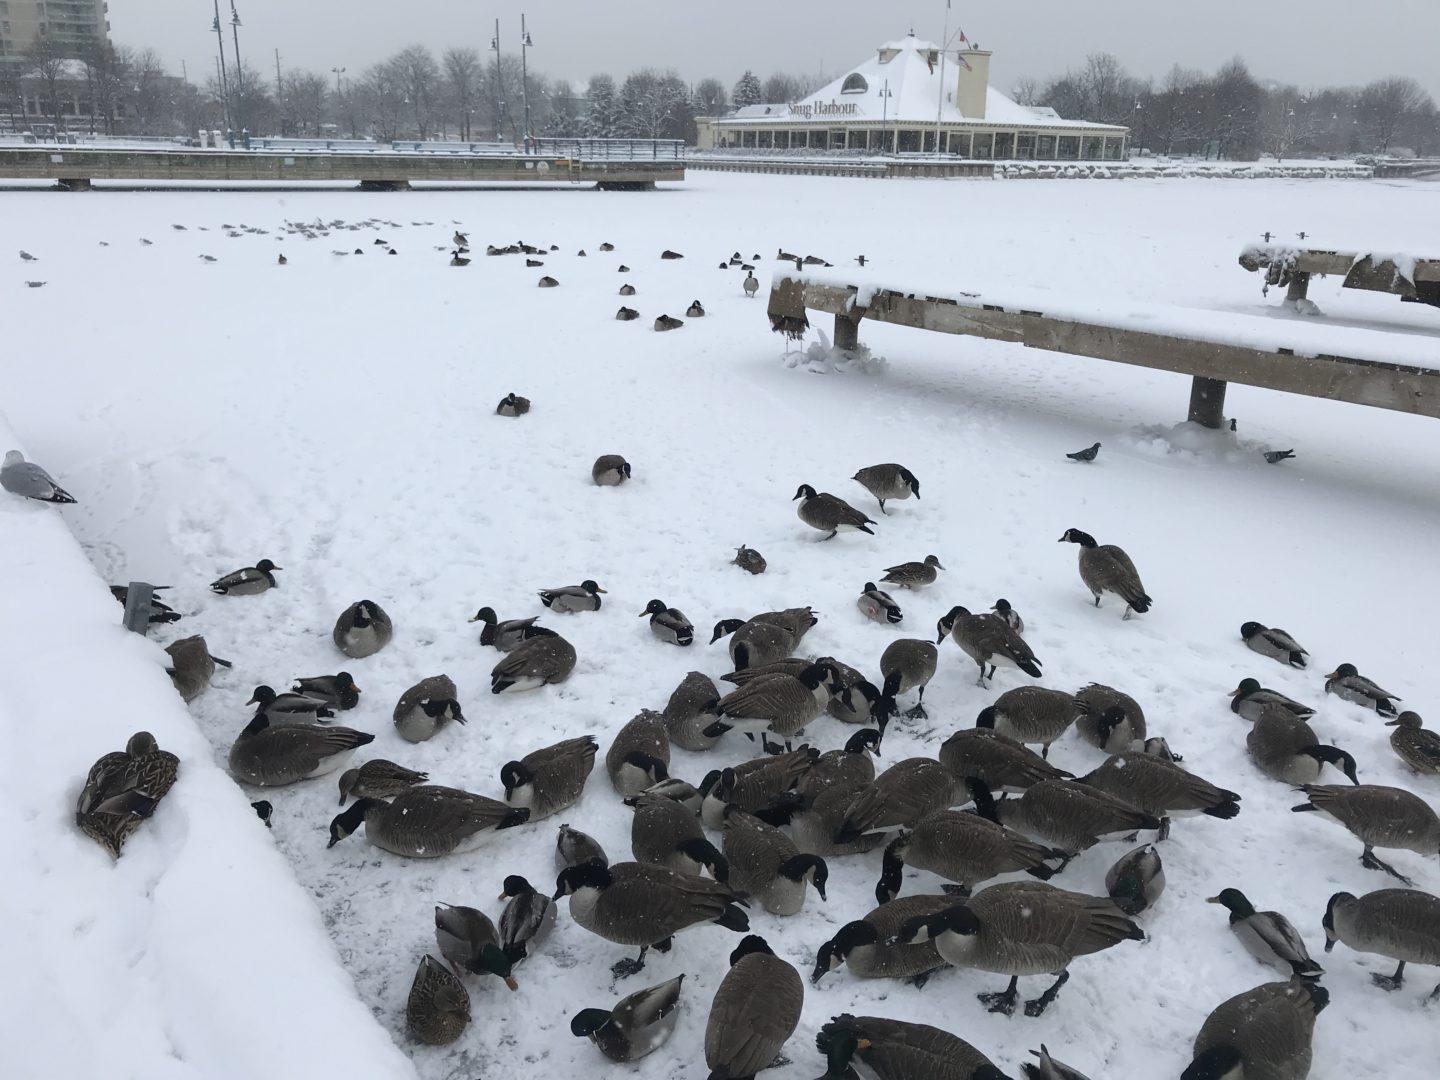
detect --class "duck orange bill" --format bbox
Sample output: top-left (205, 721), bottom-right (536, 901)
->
top-left (503, 975), bottom-right (519, 991)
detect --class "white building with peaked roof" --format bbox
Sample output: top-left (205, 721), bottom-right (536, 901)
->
top-left (697, 33), bottom-right (1129, 162)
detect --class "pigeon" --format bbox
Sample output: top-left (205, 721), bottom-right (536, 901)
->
top-left (1229, 418), bottom-right (1237, 432)
top-left (1263, 450), bottom-right (1295, 465)
top-left (19, 250), bottom-right (38, 261)
top-left (2, 450), bottom-right (76, 503)
top-left (1066, 442), bottom-right (1101, 462)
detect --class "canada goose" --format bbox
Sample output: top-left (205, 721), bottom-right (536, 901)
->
top-left (777, 248), bottom-right (799, 261)
top-left (722, 658), bottom-right (818, 686)
top-left (209, 558), bottom-right (280, 595)
top-left (661, 249), bottom-right (684, 259)
top-left (1230, 678), bottom-right (1315, 721)
top-left (291, 671), bottom-right (360, 711)
top-left (628, 791), bottom-right (727, 880)
top-left (553, 861), bottom-right (749, 976)
top-left (1240, 621), bottom-right (1308, 668)
top-left (877, 640), bottom-right (938, 719)
top-left (654, 314), bottom-right (684, 331)
top-left (526, 258), bottom-right (545, 267)
top-left (406, 955), bottom-right (470, 1044)
top-left (798, 729), bottom-right (882, 802)
top-left (491, 632), bottom-right (577, 692)
top-left (641, 777), bottom-right (705, 813)
top-left (337, 759), bottom-right (428, 806)
top-left (835, 757), bottom-right (960, 843)
top-left (812, 896), bottom-right (952, 985)
top-left (705, 663), bottom-right (836, 752)
top-left (1105, 844), bottom-right (1164, 915)
top-left (984, 777), bottom-right (1162, 853)
top-left (1144, 737), bottom-right (1182, 762)
top-left (502, 735), bottom-right (598, 820)
top-left (1023, 1045), bottom-right (1094, 1080)
top-left (816, 1014), bottom-right (1009, 1079)
top-left (229, 714), bottom-right (374, 787)
top-left (988, 598), bottom-right (1024, 633)
top-left (1081, 752), bottom-right (1240, 838)
top-left (246, 684), bottom-right (335, 725)
top-left (76, 731), bottom-right (180, 858)
top-left (557, 822), bottom-right (609, 871)
top-left (938, 728), bottom-right (1070, 794)
top-left (433, 904), bottom-right (518, 989)
top-left (538, 275), bottom-right (559, 287)
top-left (1182, 980), bottom-right (1328, 1080)
top-left (852, 463), bottom-right (920, 514)
top-left (712, 619), bottom-right (796, 671)
top-left (498, 874), bottom-right (557, 963)
top-left (705, 936), bottom-right (803, 1080)
top-left (111, 584), bottom-right (182, 625)
top-left (789, 780), bottom-right (888, 856)
top-left (607, 710), bottom-right (671, 796)
top-left (592, 455), bottom-right (631, 486)
top-left (2, 449), bottom-right (75, 502)
top-left (1246, 706), bottom-right (1358, 785)
top-left (618, 264), bottom-right (631, 271)
top-left (469, 607), bottom-right (548, 651)
top-left (496, 392), bottom-right (531, 417)
top-left (252, 800), bottom-right (273, 827)
top-left (619, 282), bottom-right (636, 295)
top-left (616, 306), bottom-right (640, 320)
top-left (722, 808), bottom-right (828, 915)
top-left (539, 579), bottom-right (607, 613)
top-left (896, 883), bottom-right (1144, 1016)
top-left (1292, 783), bottom-right (1439, 885)
top-left (1057, 529), bottom-right (1152, 618)
top-left (732, 544), bottom-right (766, 574)
top-left (976, 687), bottom-right (1079, 758)
top-left (165, 636), bottom-right (226, 702)
top-left (685, 300), bottom-right (705, 317)
top-left (453, 230), bottom-right (468, 246)
top-left (599, 242), bottom-right (615, 251)
top-left (879, 554), bottom-right (944, 590)
top-left (743, 271), bottom-right (759, 297)
top-left (1066, 442), bottom-right (1101, 463)
top-left (332, 600), bottom-right (393, 658)
top-left (1323, 888), bottom-right (1440, 996)
top-left (450, 251), bottom-right (470, 266)
top-left (571, 974), bottom-right (685, 1062)
top-left (938, 606), bottom-right (1043, 686)
top-left (793, 483), bottom-right (876, 540)
top-left (392, 675), bottom-right (465, 742)
top-left (663, 670), bottom-right (722, 752)
top-left (699, 747), bottom-right (817, 830)
top-left (1207, 887), bottom-right (1323, 979)
top-left (328, 785), bottom-right (528, 856)
top-left (1387, 712), bottom-right (1440, 774)
top-left (1074, 683), bottom-right (1146, 752)
top-left (1325, 663), bottom-right (1400, 716)
top-left (876, 810), bottom-right (1067, 903)
top-left (641, 599), bottom-right (694, 646)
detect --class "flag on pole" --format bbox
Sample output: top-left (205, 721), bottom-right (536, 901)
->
top-left (927, 53), bottom-right (935, 74)
top-left (959, 30), bottom-right (968, 43)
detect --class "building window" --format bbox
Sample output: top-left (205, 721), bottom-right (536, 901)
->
top-left (993, 132), bottom-right (1014, 158)
top-left (1037, 134), bottom-right (1056, 158)
top-left (971, 132), bottom-right (993, 159)
top-left (1058, 135), bottom-right (1080, 160)
top-left (1082, 136), bottom-right (1103, 160)
top-left (897, 129), bottom-right (920, 153)
top-left (841, 74), bottom-right (868, 94)
top-left (1016, 133), bottom-right (1036, 160)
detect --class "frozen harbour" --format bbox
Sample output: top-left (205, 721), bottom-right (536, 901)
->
top-left (4, 171), bottom-right (1439, 1079)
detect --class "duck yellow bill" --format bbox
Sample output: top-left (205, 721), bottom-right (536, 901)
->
top-left (503, 975), bottom-right (519, 991)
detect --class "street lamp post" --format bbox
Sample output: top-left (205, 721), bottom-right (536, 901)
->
top-left (210, 0), bottom-right (231, 135)
top-left (229, 3), bottom-right (245, 140)
top-left (520, 14), bottom-right (533, 150)
top-left (490, 19), bottom-right (505, 142)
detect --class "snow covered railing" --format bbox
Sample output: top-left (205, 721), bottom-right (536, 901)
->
top-left (767, 269), bottom-right (1440, 428)
top-left (1239, 244), bottom-right (1440, 312)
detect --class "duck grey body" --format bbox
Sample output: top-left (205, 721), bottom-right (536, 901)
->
top-left (1241, 621), bottom-right (1309, 668)
top-left (1230, 678), bottom-right (1315, 721)
top-left (1324, 663), bottom-right (1400, 717)
top-left (333, 600), bottom-right (393, 658)
top-left (499, 875), bottom-right (557, 962)
top-left (210, 558), bottom-right (280, 595)
top-left (469, 606), bottom-right (546, 651)
top-left (557, 823), bottom-right (609, 871)
top-left (571, 975), bottom-right (684, 1062)
top-left (1209, 888), bottom-right (1323, 978)
top-left (538, 579), bottom-right (606, 613)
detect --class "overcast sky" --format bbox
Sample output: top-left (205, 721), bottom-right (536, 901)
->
top-left (116, 1), bottom-right (1440, 100)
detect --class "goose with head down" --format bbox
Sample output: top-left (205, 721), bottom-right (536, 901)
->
top-left (1292, 783), bottom-right (1439, 886)
top-left (851, 463), bottom-right (920, 515)
top-left (704, 936), bottom-right (804, 1080)
top-left (815, 1014), bottom-right (1009, 1080)
top-left (328, 785), bottom-right (529, 857)
top-left (1182, 980), bottom-right (1328, 1080)
top-left (938, 606), bottom-right (1042, 687)
top-left (1323, 887), bottom-right (1440, 997)
top-left (793, 483), bottom-right (876, 540)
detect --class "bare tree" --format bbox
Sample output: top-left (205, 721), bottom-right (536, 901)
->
top-left (694, 77), bottom-right (728, 116)
top-left (1011, 76), bottom-right (1039, 106)
top-left (81, 38), bottom-right (131, 134)
top-left (390, 45), bottom-right (441, 138)
top-left (1357, 77), bottom-right (1428, 153)
top-left (25, 35), bottom-right (70, 128)
top-left (281, 71), bottom-right (328, 136)
top-left (762, 73), bottom-right (802, 104)
top-left (129, 48), bottom-right (169, 133)
top-left (443, 47), bottom-right (483, 140)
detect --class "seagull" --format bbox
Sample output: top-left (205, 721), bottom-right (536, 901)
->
top-left (139, 238), bottom-right (153, 245)
top-left (1066, 442), bottom-right (1101, 462)
top-left (2, 450), bottom-right (76, 503)
top-left (1263, 449), bottom-right (1295, 464)
top-left (25, 281), bottom-right (46, 288)
top-left (19, 250), bottom-right (39, 262)
top-left (199, 254), bottom-right (217, 262)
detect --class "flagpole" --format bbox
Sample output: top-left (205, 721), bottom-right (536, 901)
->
top-left (936, 1), bottom-right (950, 156)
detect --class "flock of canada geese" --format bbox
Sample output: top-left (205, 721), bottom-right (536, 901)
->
top-left (13, 231), bottom-right (1436, 1080)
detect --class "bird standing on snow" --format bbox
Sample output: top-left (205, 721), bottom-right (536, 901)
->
top-left (743, 271), bottom-right (759, 297)
top-left (1066, 442), bottom-right (1101, 462)
top-left (937, 606), bottom-right (1042, 687)
top-left (2, 450), bottom-right (76, 503)
top-left (851, 463), bottom-right (920, 515)
top-left (1322, 888), bottom-right (1440, 997)
top-left (1057, 529), bottom-right (1151, 618)
top-left (793, 484), bottom-right (876, 540)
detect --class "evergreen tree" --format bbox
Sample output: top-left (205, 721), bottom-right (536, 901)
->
top-left (585, 73), bottom-right (618, 137)
top-left (732, 70), bottom-right (763, 109)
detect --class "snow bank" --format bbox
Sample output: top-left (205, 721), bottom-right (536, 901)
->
top-left (0, 411), bottom-right (414, 1080)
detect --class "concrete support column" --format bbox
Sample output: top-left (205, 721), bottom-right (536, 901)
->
top-left (1188, 376), bottom-right (1228, 429)
top-left (834, 313), bottom-right (860, 352)
top-left (57, 177), bottom-right (92, 190)
top-left (1285, 272), bottom-right (1311, 303)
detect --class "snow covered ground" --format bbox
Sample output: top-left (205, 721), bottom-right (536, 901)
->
top-left (5, 171), bottom-right (1439, 1078)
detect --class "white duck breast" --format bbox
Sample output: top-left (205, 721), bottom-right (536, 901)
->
top-left (210, 559), bottom-right (281, 595)
top-left (858, 583), bottom-right (903, 624)
top-left (539, 580), bottom-right (606, 613)
top-left (640, 600), bottom-right (693, 646)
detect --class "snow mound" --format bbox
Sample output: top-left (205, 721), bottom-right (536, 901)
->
top-left (784, 326), bottom-right (890, 374)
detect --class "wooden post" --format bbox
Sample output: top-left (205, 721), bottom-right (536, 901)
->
top-left (1285, 272), bottom-right (1311, 303)
top-left (122, 581), bottom-right (155, 635)
top-left (1188, 376), bottom-right (1228, 429)
top-left (834, 313), bottom-right (860, 352)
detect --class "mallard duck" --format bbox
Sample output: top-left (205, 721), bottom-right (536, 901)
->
top-left (76, 731), bottom-right (180, 857)
top-left (1323, 888), bottom-right (1440, 996)
top-left (1240, 621), bottom-right (1308, 668)
top-left (496, 392), bottom-right (530, 417)
top-left (537, 275), bottom-right (559, 287)
top-left (393, 675), bottom-right (466, 742)
top-left (228, 714), bottom-right (373, 787)
top-left (876, 809), bottom-right (1066, 903)
top-left (598, 242), bottom-right (615, 251)
top-left (337, 759), bottom-right (428, 805)
top-left (165, 635), bottom-right (227, 702)
top-left (538, 579), bottom-right (605, 612)
top-left (990, 598), bottom-right (1024, 632)
top-left (722, 809), bottom-right (828, 915)
top-left (328, 785), bottom-right (528, 856)
top-left (662, 670), bottom-right (721, 752)
top-left (834, 757), bottom-right (960, 843)
top-left (246, 684), bottom-right (334, 725)
top-left (976, 687), bottom-right (1079, 758)
top-left (292, 671), bottom-right (360, 710)
top-left (557, 822), bottom-right (608, 871)
top-left (252, 800), bottom-right (274, 827)
top-left (732, 544), bottom-right (766, 574)
top-left (699, 747), bottom-right (817, 829)
top-left (491, 632), bottom-right (577, 693)
top-left (1081, 753), bottom-right (1240, 839)
top-left (793, 483), bottom-right (876, 540)
top-left (1292, 783), bottom-right (1440, 885)
top-left (552, 861), bottom-right (749, 976)
top-left (1207, 887), bottom-right (1323, 979)
top-left (606, 710), bottom-right (671, 796)
top-left (2, 449), bottom-right (76, 503)
top-left (1229, 678), bottom-right (1315, 721)
top-left (405, 955), bottom-right (470, 1044)
top-left (209, 558), bottom-right (280, 595)
top-left (433, 904), bottom-right (518, 988)
top-left (1105, 844), bottom-right (1164, 915)
top-left (498, 875), bottom-right (557, 962)
top-left (627, 791), bottom-right (727, 879)
top-left (501, 735), bottom-right (598, 819)
top-left (812, 897), bottom-right (952, 986)
top-left (1057, 529), bottom-right (1151, 618)
top-left (855, 583), bottom-right (902, 625)
top-left (816, 1014), bottom-right (1007, 1079)
top-left (332, 600), bottom-right (393, 658)
top-left (985, 778), bottom-right (1161, 853)
top-left (705, 937), bottom-right (803, 1080)
top-left (685, 300), bottom-right (705, 317)
top-left (1246, 706), bottom-right (1357, 786)
top-left (1074, 683), bottom-right (1146, 752)
top-left (640, 599), bottom-right (693, 645)
top-left (852, 463), bottom-right (919, 514)
top-left (571, 974), bottom-right (684, 1062)
top-left (1324, 663), bottom-right (1400, 716)
top-left (592, 455), bottom-right (631, 485)
top-left (1183, 980), bottom-right (1327, 1080)
top-left (938, 729), bottom-right (1070, 794)
top-left (879, 554), bottom-right (944, 590)
top-left (938, 606), bottom-right (1042, 686)
top-left (469, 606), bottom-right (548, 651)
top-left (1386, 712), bottom-right (1440, 774)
